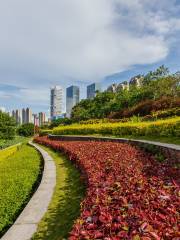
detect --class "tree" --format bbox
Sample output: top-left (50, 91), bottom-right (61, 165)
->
top-left (0, 111), bottom-right (16, 139)
top-left (143, 65), bottom-right (169, 84)
top-left (18, 123), bottom-right (35, 137)
top-left (50, 118), bottom-right (73, 128)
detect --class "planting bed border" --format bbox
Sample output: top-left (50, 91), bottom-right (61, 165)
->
top-left (1, 142), bottom-right (56, 240)
top-left (48, 135), bottom-right (180, 162)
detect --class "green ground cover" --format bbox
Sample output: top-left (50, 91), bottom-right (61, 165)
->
top-left (0, 144), bottom-right (42, 236)
top-left (49, 117), bottom-right (180, 138)
top-left (0, 136), bottom-right (29, 149)
top-left (32, 144), bottom-right (85, 240)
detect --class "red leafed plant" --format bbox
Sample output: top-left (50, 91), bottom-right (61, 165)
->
top-left (34, 136), bottom-right (180, 240)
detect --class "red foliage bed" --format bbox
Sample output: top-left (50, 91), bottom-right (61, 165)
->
top-left (34, 136), bottom-right (179, 240)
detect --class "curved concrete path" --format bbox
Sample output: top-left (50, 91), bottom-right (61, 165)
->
top-left (49, 135), bottom-right (180, 151)
top-left (1, 142), bottom-right (56, 240)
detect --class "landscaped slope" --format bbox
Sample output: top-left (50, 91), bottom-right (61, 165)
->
top-left (0, 144), bottom-right (42, 236)
top-left (35, 137), bottom-right (179, 240)
top-left (51, 117), bottom-right (180, 138)
top-left (32, 144), bottom-right (85, 240)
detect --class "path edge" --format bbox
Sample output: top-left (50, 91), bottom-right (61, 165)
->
top-left (1, 141), bottom-right (56, 240)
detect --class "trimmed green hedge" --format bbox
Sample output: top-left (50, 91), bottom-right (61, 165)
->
top-left (52, 117), bottom-right (180, 137)
top-left (39, 129), bottom-right (53, 136)
top-left (0, 144), bottom-right (42, 236)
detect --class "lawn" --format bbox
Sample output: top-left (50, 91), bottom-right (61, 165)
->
top-left (32, 144), bottom-right (85, 240)
top-left (0, 143), bottom-right (42, 236)
top-left (0, 136), bottom-right (29, 149)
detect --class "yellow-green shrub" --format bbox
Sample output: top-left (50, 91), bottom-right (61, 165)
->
top-left (39, 129), bottom-right (53, 136)
top-left (52, 117), bottom-right (180, 137)
top-left (0, 144), bottom-right (21, 161)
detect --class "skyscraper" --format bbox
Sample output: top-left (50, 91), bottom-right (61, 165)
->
top-left (22, 108), bottom-right (26, 124)
top-left (15, 109), bottom-right (22, 125)
top-left (66, 85), bottom-right (79, 117)
top-left (26, 108), bottom-right (33, 123)
top-left (87, 83), bottom-right (101, 99)
top-left (39, 112), bottom-right (46, 126)
top-left (50, 86), bottom-right (63, 118)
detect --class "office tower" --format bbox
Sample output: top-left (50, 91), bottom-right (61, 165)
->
top-left (22, 108), bottom-right (26, 124)
top-left (12, 110), bottom-right (16, 119)
top-left (26, 108), bottom-right (32, 123)
top-left (15, 109), bottom-right (22, 125)
top-left (50, 86), bottom-right (63, 118)
top-left (87, 83), bottom-right (101, 99)
top-left (33, 114), bottom-right (39, 126)
top-left (66, 85), bottom-right (79, 117)
top-left (39, 112), bottom-right (46, 126)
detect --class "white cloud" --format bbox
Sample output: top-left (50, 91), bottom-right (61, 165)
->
top-left (0, 0), bottom-right (179, 87)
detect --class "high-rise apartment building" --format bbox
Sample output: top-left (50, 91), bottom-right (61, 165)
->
top-left (22, 108), bottom-right (26, 124)
top-left (12, 110), bottom-right (16, 119)
top-left (26, 108), bottom-right (32, 123)
top-left (15, 109), bottom-right (22, 125)
top-left (50, 86), bottom-right (63, 118)
top-left (87, 83), bottom-right (101, 99)
top-left (66, 85), bottom-right (79, 117)
top-left (39, 112), bottom-right (46, 126)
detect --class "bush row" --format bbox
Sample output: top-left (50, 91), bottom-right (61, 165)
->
top-left (52, 117), bottom-right (180, 137)
top-left (109, 97), bottom-right (180, 119)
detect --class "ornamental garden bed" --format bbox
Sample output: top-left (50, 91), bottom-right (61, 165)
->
top-left (34, 136), bottom-right (179, 240)
top-left (0, 144), bottom-right (43, 237)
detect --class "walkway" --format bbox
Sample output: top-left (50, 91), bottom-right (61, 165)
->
top-left (1, 142), bottom-right (56, 240)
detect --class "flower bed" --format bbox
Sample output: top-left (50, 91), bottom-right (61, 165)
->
top-left (34, 136), bottom-right (179, 240)
top-left (52, 117), bottom-right (180, 137)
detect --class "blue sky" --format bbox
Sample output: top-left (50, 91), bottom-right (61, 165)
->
top-left (0, 0), bottom-right (180, 116)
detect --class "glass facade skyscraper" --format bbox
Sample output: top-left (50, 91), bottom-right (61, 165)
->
top-left (87, 83), bottom-right (101, 99)
top-left (50, 86), bottom-right (63, 118)
top-left (66, 85), bottom-right (79, 117)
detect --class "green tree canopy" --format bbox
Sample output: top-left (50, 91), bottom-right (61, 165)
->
top-left (0, 111), bottom-right (16, 139)
top-left (18, 123), bottom-right (35, 137)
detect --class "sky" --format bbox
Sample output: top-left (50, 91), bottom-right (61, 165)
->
top-left (0, 0), bottom-right (180, 115)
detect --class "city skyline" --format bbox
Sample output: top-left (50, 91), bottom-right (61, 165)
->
top-left (1, 1), bottom-right (180, 113)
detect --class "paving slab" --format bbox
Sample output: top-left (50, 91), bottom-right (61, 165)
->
top-left (1, 142), bottom-right (56, 240)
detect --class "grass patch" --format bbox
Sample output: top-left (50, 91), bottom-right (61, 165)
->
top-left (32, 144), bottom-right (85, 240)
top-left (0, 136), bottom-right (29, 149)
top-left (0, 144), bottom-right (42, 236)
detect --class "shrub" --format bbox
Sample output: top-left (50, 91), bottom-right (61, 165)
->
top-left (18, 123), bottom-right (35, 136)
top-left (110, 97), bottom-right (180, 118)
top-left (52, 117), bottom-right (180, 138)
top-left (0, 111), bottom-right (16, 139)
top-left (34, 137), bottom-right (179, 239)
top-left (151, 107), bottom-right (180, 119)
top-left (39, 129), bottom-right (53, 136)
top-left (0, 144), bottom-right (41, 235)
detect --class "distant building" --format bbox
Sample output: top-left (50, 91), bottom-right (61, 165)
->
top-left (107, 83), bottom-right (117, 93)
top-left (26, 108), bottom-right (33, 123)
top-left (129, 75), bottom-right (144, 87)
top-left (12, 110), bottom-right (16, 120)
top-left (50, 86), bottom-right (63, 118)
top-left (66, 85), bottom-right (79, 117)
top-left (39, 112), bottom-right (46, 126)
top-left (87, 83), bottom-right (101, 99)
top-left (15, 109), bottom-right (22, 125)
top-left (33, 114), bottom-right (39, 126)
top-left (22, 108), bottom-right (26, 124)
top-left (116, 81), bottom-right (129, 91)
